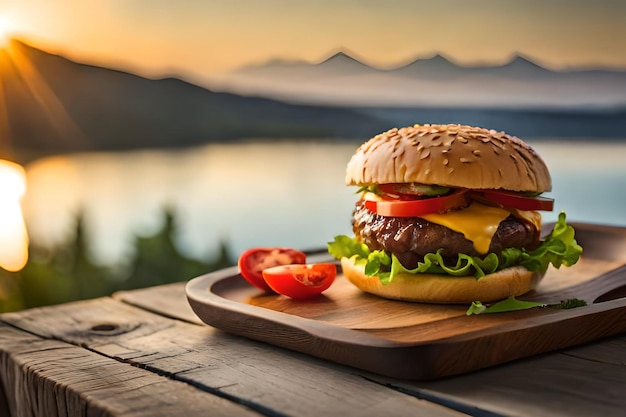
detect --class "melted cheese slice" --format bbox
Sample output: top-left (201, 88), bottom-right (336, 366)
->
top-left (421, 202), bottom-right (541, 254)
top-left (510, 208), bottom-right (542, 235)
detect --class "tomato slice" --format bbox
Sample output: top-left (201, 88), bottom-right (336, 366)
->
top-left (363, 189), bottom-right (470, 217)
top-left (238, 247), bottom-right (307, 292)
top-left (475, 190), bottom-right (554, 211)
top-left (262, 263), bottom-right (337, 299)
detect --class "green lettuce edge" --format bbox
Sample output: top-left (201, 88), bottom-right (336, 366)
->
top-left (465, 296), bottom-right (588, 315)
top-left (328, 211), bottom-right (582, 285)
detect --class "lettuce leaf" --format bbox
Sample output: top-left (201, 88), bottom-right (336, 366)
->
top-left (465, 296), bottom-right (588, 315)
top-left (517, 211), bottom-right (582, 272)
top-left (327, 211), bottom-right (582, 284)
top-left (466, 297), bottom-right (546, 315)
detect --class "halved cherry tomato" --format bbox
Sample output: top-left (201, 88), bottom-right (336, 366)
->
top-left (262, 263), bottom-right (337, 299)
top-left (238, 247), bottom-right (306, 292)
top-left (474, 190), bottom-right (554, 211)
top-left (363, 189), bottom-right (470, 217)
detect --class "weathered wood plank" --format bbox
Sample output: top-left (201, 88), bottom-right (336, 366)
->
top-left (113, 283), bottom-right (201, 324)
top-left (0, 299), bottom-right (465, 417)
top-left (0, 323), bottom-right (261, 417)
top-left (377, 307), bottom-right (626, 416)
top-left (383, 336), bottom-right (626, 417)
top-left (564, 335), bottom-right (626, 364)
top-left (116, 282), bottom-right (626, 417)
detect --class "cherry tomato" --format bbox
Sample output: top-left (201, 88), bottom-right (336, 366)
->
top-left (474, 190), bottom-right (554, 211)
top-left (238, 247), bottom-right (306, 291)
top-left (363, 189), bottom-right (470, 217)
top-left (262, 263), bottom-right (337, 299)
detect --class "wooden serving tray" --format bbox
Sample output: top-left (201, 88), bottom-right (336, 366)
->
top-left (186, 222), bottom-right (626, 380)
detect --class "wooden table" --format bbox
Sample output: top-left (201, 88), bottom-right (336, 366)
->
top-left (1, 281), bottom-right (625, 417)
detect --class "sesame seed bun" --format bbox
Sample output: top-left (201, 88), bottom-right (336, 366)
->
top-left (345, 124), bottom-right (551, 193)
top-left (340, 257), bottom-right (545, 304)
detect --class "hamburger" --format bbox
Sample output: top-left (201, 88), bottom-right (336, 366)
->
top-left (328, 124), bottom-right (582, 304)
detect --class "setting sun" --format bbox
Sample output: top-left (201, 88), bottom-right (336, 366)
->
top-left (0, 159), bottom-right (29, 272)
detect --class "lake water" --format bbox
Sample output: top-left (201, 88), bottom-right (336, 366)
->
top-left (21, 140), bottom-right (626, 266)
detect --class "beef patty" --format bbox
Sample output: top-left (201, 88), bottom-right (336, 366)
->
top-left (352, 200), bottom-right (540, 269)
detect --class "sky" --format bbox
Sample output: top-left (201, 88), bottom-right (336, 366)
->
top-left (0, 0), bottom-right (625, 81)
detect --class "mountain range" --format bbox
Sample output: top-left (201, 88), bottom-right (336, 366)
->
top-left (0, 40), bottom-right (390, 160)
top-left (209, 50), bottom-right (626, 108)
top-left (1, 40), bottom-right (625, 161)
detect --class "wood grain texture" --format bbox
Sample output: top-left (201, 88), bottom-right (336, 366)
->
top-left (121, 281), bottom-right (626, 416)
top-left (0, 299), bottom-right (463, 417)
top-left (394, 341), bottom-right (626, 417)
top-left (0, 323), bottom-right (260, 417)
top-left (114, 282), bottom-right (202, 324)
top-left (186, 266), bottom-right (626, 380)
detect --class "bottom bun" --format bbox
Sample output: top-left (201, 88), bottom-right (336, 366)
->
top-left (340, 257), bottom-right (545, 304)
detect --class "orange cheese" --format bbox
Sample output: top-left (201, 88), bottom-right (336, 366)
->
top-left (421, 202), bottom-right (540, 254)
top-left (510, 207), bottom-right (542, 234)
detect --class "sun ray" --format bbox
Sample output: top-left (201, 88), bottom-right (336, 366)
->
top-left (0, 37), bottom-right (89, 272)
top-left (1, 39), bottom-right (87, 153)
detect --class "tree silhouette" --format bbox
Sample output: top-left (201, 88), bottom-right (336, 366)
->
top-left (0, 207), bottom-right (233, 312)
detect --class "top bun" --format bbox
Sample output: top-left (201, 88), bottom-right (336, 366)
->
top-left (346, 124), bottom-right (551, 193)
